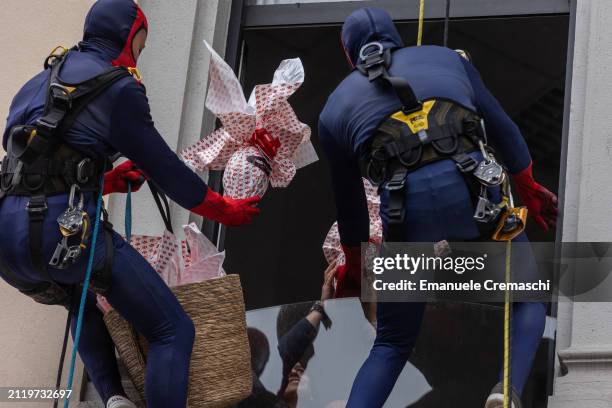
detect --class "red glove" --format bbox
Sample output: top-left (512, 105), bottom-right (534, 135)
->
top-left (334, 245), bottom-right (362, 298)
top-left (102, 160), bottom-right (147, 195)
top-left (191, 187), bottom-right (261, 226)
top-left (512, 162), bottom-right (558, 231)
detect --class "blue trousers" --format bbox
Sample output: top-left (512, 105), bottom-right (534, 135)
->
top-left (347, 156), bottom-right (546, 407)
top-left (0, 194), bottom-right (194, 407)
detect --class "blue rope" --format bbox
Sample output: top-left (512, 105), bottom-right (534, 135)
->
top-left (125, 182), bottom-right (132, 243)
top-left (63, 177), bottom-right (105, 408)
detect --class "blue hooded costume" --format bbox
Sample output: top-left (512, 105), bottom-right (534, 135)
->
top-left (319, 8), bottom-right (545, 406)
top-left (0, 1), bottom-right (200, 406)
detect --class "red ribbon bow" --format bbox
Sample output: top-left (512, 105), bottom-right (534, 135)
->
top-left (249, 128), bottom-right (281, 159)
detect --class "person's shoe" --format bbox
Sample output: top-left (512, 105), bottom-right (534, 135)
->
top-left (485, 382), bottom-right (522, 408)
top-left (106, 395), bottom-right (137, 408)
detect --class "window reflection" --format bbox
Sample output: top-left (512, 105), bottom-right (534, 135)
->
top-left (236, 299), bottom-right (430, 407)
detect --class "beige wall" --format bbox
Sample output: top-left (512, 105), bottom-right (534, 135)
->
top-left (0, 0), bottom-right (95, 154)
top-left (0, 1), bottom-right (93, 406)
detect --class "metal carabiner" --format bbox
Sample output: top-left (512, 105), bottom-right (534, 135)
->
top-left (67, 184), bottom-right (83, 210)
top-left (478, 140), bottom-right (491, 162)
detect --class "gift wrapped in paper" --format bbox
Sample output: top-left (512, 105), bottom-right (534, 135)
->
top-left (322, 179), bottom-right (383, 266)
top-left (181, 42), bottom-right (317, 199)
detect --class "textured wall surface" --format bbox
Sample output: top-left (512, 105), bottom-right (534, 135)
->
top-left (550, 0), bottom-right (612, 406)
top-left (0, 2), bottom-right (94, 404)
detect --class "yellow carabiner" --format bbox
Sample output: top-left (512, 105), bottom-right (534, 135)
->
top-left (127, 67), bottom-right (143, 82)
top-left (49, 45), bottom-right (69, 58)
top-left (45, 45), bottom-right (69, 69)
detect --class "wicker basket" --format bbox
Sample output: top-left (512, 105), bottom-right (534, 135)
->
top-left (103, 274), bottom-right (252, 407)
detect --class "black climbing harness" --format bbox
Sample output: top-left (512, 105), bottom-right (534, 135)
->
top-left (0, 45), bottom-right (132, 306)
top-left (356, 41), bottom-right (505, 242)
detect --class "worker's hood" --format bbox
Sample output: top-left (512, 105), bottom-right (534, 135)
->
top-left (341, 7), bottom-right (403, 67)
top-left (80, 0), bottom-right (148, 67)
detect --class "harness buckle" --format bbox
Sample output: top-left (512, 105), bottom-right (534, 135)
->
top-left (357, 42), bottom-right (389, 81)
top-left (26, 196), bottom-right (48, 217)
top-left (49, 83), bottom-right (74, 110)
top-left (401, 103), bottom-right (425, 115)
top-left (35, 117), bottom-right (58, 134)
top-left (385, 169), bottom-right (406, 191)
top-left (454, 154), bottom-right (479, 173)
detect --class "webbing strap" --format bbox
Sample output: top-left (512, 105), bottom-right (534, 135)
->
top-left (57, 67), bottom-right (131, 137)
top-left (382, 152), bottom-right (481, 242)
top-left (384, 165), bottom-right (408, 242)
top-left (17, 52), bottom-right (130, 166)
top-left (378, 123), bottom-right (463, 162)
top-left (27, 195), bottom-right (53, 282)
top-left (356, 45), bottom-right (422, 114)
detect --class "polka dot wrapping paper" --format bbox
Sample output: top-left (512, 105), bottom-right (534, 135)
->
top-left (322, 179), bottom-right (383, 266)
top-left (126, 223), bottom-right (225, 288)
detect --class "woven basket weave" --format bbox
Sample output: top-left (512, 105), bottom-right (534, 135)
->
top-left (103, 274), bottom-right (252, 407)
